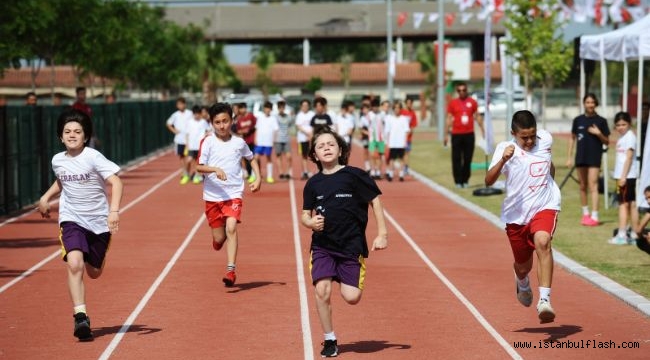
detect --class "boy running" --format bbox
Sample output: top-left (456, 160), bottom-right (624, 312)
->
top-left (485, 110), bottom-right (561, 324)
top-left (197, 102), bottom-right (262, 287)
top-left (38, 109), bottom-right (124, 341)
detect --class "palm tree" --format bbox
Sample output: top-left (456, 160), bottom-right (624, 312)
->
top-left (253, 48), bottom-right (276, 100)
top-left (198, 42), bottom-right (238, 104)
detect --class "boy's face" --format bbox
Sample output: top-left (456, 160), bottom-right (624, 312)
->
top-left (211, 112), bottom-right (233, 138)
top-left (61, 121), bottom-right (86, 151)
top-left (193, 112), bottom-right (202, 120)
top-left (177, 101), bottom-right (185, 111)
top-left (511, 127), bottom-right (537, 151)
top-left (315, 103), bottom-right (325, 113)
top-left (263, 106), bottom-right (271, 115)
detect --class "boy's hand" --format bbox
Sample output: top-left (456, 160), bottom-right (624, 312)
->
top-left (214, 168), bottom-right (227, 181)
top-left (108, 212), bottom-right (120, 234)
top-left (502, 144), bottom-right (515, 162)
top-left (37, 198), bottom-right (50, 218)
top-left (618, 178), bottom-right (627, 187)
top-left (587, 124), bottom-right (602, 136)
top-left (371, 234), bottom-right (388, 251)
top-left (249, 177), bottom-right (262, 192)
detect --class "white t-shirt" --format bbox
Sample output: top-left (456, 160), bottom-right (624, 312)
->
top-left (384, 114), bottom-right (411, 148)
top-left (255, 113), bottom-right (280, 147)
top-left (186, 118), bottom-right (211, 151)
top-left (335, 113), bottom-right (355, 144)
top-left (52, 147), bottom-right (121, 234)
top-left (166, 109), bottom-right (193, 145)
top-left (489, 129), bottom-right (561, 225)
top-left (295, 110), bottom-right (314, 143)
top-left (198, 134), bottom-right (254, 201)
top-left (614, 130), bottom-right (638, 179)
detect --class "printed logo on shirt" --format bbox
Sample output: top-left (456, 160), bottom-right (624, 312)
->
top-left (231, 202), bottom-right (240, 211)
top-left (316, 195), bottom-right (324, 200)
top-left (335, 193), bottom-right (353, 198)
top-left (58, 172), bottom-right (92, 182)
top-left (529, 161), bottom-right (549, 178)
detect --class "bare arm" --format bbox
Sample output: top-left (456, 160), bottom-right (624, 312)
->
top-left (566, 134), bottom-right (576, 168)
top-left (38, 180), bottom-right (62, 218)
top-left (618, 148), bottom-right (634, 187)
top-left (485, 145), bottom-right (514, 186)
top-left (635, 212), bottom-right (650, 236)
top-left (105, 174), bottom-right (123, 234)
top-left (443, 114), bottom-right (453, 146)
top-left (475, 113), bottom-right (485, 137)
top-left (369, 196), bottom-right (388, 251)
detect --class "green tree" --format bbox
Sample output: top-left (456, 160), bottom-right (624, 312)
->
top-left (304, 76), bottom-right (323, 94)
top-left (502, 0), bottom-right (573, 121)
top-left (195, 42), bottom-right (239, 104)
top-left (415, 42), bottom-right (437, 114)
top-left (253, 48), bottom-right (276, 100)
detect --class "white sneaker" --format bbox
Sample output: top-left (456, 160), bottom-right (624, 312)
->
top-left (515, 274), bottom-right (533, 307)
top-left (537, 299), bottom-right (556, 324)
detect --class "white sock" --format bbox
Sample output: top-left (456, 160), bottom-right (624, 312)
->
top-left (364, 161), bottom-right (370, 171)
top-left (73, 304), bottom-right (87, 314)
top-left (324, 331), bottom-right (336, 341)
top-left (591, 211), bottom-right (599, 221)
top-left (267, 163), bottom-right (273, 178)
top-left (617, 228), bottom-right (627, 237)
top-left (539, 287), bottom-right (551, 302)
top-left (582, 206), bottom-right (589, 216)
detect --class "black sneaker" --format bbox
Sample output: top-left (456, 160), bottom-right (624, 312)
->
top-left (301, 173), bottom-right (309, 180)
top-left (73, 312), bottom-right (93, 341)
top-left (320, 339), bottom-right (338, 357)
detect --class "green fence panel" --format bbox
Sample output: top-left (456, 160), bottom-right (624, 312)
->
top-left (0, 100), bottom-right (175, 216)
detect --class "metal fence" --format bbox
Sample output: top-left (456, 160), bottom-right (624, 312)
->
top-left (0, 101), bottom-right (176, 216)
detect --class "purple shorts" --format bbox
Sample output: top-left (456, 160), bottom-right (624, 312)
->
top-left (59, 222), bottom-right (112, 269)
top-left (310, 247), bottom-right (366, 290)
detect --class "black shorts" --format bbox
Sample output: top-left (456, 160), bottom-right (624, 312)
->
top-left (615, 178), bottom-right (637, 204)
top-left (388, 148), bottom-right (405, 160)
top-left (299, 141), bottom-right (310, 159)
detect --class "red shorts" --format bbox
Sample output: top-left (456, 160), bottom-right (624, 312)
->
top-left (204, 199), bottom-right (243, 228)
top-left (505, 209), bottom-right (558, 264)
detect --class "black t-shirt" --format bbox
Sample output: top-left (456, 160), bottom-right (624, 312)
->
top-left (310, 113), bottom-right (333, 134)
top-left (302, 166), bottom-right (381, 257)
top-left (571, 113), bottom-right (610, 167)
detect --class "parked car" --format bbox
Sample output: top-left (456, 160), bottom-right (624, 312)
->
top-left (472, 88), bottom-right (542, 120)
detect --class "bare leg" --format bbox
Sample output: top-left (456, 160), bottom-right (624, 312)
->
top-left (587, 167), bottom-right (600, 213)
top-left (533, 231), bottom-right (553, 288)
top-left (315, 279), bottom-right (334, 333)
top-left (66, 251), bottom-right (86, 307)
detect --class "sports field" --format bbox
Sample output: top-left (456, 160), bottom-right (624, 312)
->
top-left (0, 138), bottom-right (648, 359)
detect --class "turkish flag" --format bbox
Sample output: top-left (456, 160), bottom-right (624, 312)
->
top-left (397, 12), bottom-right (408, 27)
top-left (445, 13), bottom-right (456, 27)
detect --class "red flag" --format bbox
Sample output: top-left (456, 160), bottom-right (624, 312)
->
top-left (626, 0), bottom-right (640, 6)
top-left (621, 8), bottom-right (632, 23)
top-left (445, 13), bottom-right (456, 27)
top-left (397, 12), bottom-right (408, 27)
top-left (492, 11), bottom-right (504, 24)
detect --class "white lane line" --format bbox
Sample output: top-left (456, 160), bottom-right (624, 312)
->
top-left (289, 179), bottom-right (314, 360)
top-left (0, 169), bottom-right (181, 295)
top-left (383, 209), bottom-right (523, 360)
top-left (98, 215), bottom-right (204, 360)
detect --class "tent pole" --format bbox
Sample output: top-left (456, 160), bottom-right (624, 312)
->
top-left (600, 38), bottom-right (609, 210)
top-left (580, 59), bottom-right (585, 114)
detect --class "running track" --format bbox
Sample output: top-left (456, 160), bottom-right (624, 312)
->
top-left (1, 141), bottom-right (648, 360)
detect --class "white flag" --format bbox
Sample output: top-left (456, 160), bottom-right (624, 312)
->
top-left (461, 13), bottom-right (474, 24)
top-left (389, 50), bottom-right (396, 78)
top-left (428, 12), bottom-right (439, 23)
top-left (413, 12), bottom-right (425, 29)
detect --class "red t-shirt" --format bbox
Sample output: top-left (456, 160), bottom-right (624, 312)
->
top-left (401, 108), bottom-right (417, 142)
top-left (447, 97), bottom-right (478, 135)
top-left (72, 102), bottom-right (93, 118)
top-left (236, 112), bottom-right (257, 145)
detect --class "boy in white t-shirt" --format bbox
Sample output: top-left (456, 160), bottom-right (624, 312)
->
top-left (609, 111), bottom-right (639, 245)
top-left (254, 101), bottom-right (280, 183)
top-left (295, 99), bottom-right (315, 180)
top-left (485, 110), bottom-right (561, 324)
top-left (197, 102), bottom-right (261, 287)
top-left (334, 100), bottom-right (356, 145)
top-left (186, 105), bottom-right (211, 184)
top-left (165, 97), bottom-right (194, 184)
top-left (384, 101), bottom-right (411, 182)
top-left (38, 109), bottom-right (124, 341)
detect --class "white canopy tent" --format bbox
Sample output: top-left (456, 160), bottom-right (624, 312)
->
top-left (579, 14), bottom-right (650, 209)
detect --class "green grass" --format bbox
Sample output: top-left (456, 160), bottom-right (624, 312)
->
top-left (409, 129), bottom-right (650, 299)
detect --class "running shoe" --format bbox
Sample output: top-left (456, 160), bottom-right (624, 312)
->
top-left (192, 174), bottom-right (203, 184)
top-left (515, 274), bottom-right (533, 307)
top-left (179, 175), bottom-right (190, 185)
top-left (266, 177), bottom-right (275, 184)
top-left (247, 174), bottom-right (256, 184)
top-left (320, 339), bottom-right (338, 358)
top-left (301, 172), bottom-right (309, 180)
top-left (580, 215), bottom-right (599, 226)
top-left (223, 270), bottom-right (236, 287)
top-left (73, 313), bottom-right (93, 341)
top-left (536, 299), bottom-right (556, 324)
top-left (607, 234), bottom-right (628, 245)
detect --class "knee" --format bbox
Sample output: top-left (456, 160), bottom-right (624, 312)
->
top-left (534, 234), bottom-right (552, 252)
top-left (86, 266), bottom-right (103, 279)
top-left (66, 254), bottom-right (85, 274)
top-left (314, 281), bottom-right (332, 301)
top-left (342, 292), bottom-right (362, 305)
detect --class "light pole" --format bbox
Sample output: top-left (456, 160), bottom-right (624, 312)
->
top-left (387, 0), bottom-right (394, 104)
top-left (437, 0), bottom-right (445, 141)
